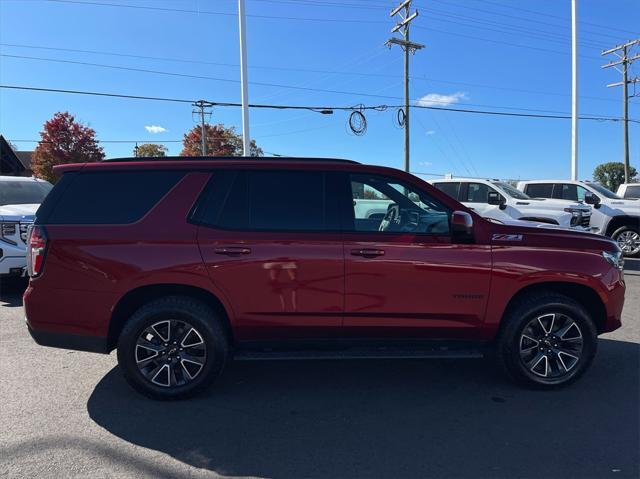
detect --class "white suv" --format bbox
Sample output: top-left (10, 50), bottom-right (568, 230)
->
top-left (430, 178), bottom-right (591, 230)
top-left (0, 176), bottom-right (52, 277)
top-left (517, 180), bottom-right (640, 257)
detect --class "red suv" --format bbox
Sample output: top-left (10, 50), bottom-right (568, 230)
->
top-left (24, 158), bottom-right (626, 399)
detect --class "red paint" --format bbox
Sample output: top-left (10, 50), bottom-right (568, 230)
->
top-left (24, 160), bottom-right (625, 350)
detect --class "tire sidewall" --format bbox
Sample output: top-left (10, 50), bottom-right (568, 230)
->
top-left (117, 299), bottom-right (228, 400)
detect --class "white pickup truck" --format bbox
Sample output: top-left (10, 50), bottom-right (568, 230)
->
top-left (617, 183), bottom-right (640, 199)
top-left (429, 178), bottom-right (591, 230)
top-left (0, 176), bottom-right (53, 277)
top-left (517, 180), bottom-right (640, 257)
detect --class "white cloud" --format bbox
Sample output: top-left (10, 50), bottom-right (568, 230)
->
top-left (145, 125), bottom-right (167, 134)
top-left (415, 92), bottom-right (467, 107)
top-left (425, 130), bottom-right (436, 136)
top-left (419, 161), bottom-right (433, 167)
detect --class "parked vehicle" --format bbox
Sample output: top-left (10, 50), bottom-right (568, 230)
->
top-left (25, 158), bottom-right (625, 399)
top-left (517, 180), bottom-right (640, 257)
top-left (0, 176), bottom-right (52, 277)
top-left (429, 178), bottom-right (591, 230)
top-left (616, 183), bottom-right (640, 200)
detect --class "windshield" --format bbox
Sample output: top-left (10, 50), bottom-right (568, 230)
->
top-left (492, 182), bottom-right (530, 200)
top-left (0, 180), bottom-right (53, 206)
top-left (587, 183), bottom-right (622, 200)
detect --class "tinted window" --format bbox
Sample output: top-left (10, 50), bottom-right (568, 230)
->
top-left (558, 183), bottom-right (579, 201)
top-left (624, 185), bottom-right (640, 198)
top-left (350, 174), bottom-right (450, 234)
top-left (199, 170), bottom-right (338, 231)
top-left (191, 170), bottom-right (238, 227)
top-left (0, 180), bottom-right (52, 206)
top-left (46, 171), bottom-right (184, 224)
top-left (493, 182), bottom-right (529, 200)
top-left (465, 183), bottom-right (491, 203)
top-left (525, 183), bottom-right (553, 198)
top-left (432, 182), bottom-right (460, 200)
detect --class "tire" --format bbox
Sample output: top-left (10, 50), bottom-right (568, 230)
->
top-left (496, 292), bottom-right (597, 389)
top-left (611, 225), bottom-right (640, 257)
top-left (117, 295), bottom-right (230, 400)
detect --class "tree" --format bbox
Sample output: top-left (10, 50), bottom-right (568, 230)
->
top-left (593, 162), bottom-right (638, 192)
top-left (134, 143), bottom-right (168, 158)
top-left (180, 123), bottom-right (263, 157)
top-left (32, 112), bottom-right (104, 182)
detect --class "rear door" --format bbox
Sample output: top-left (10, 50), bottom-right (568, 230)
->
top-left (195, 168), bottom-right (344, 342)
top-left (341, 172), bottom-right (492, 339)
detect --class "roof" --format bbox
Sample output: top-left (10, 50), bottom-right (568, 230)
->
top-left (15, 151), bottom-right (33, 169)
top-left (102, 156), bottom-right (358, 164)
top-left (0, 175), bottom-right (48, 183)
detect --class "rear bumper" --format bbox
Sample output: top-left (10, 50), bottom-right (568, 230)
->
top-left (27, 323), bottom-right (109, 354)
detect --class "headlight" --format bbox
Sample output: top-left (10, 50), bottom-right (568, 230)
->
top-left (602, 250), bottom-right (624, 271)
top-left (564, 207), bottom-right (583, 216)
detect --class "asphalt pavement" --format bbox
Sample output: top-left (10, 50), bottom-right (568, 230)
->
top-left (1, 261), bottom-right (639, 479)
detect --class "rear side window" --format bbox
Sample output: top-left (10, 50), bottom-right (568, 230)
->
top-left (432, 182), bottom-right (460, 200)
top-left (525, 183), bottom-right (553, 198)
top-left (44, 171), bottom-right (184, 224)
top-left (623, 186), bottom-right (640, 198)
top-left (196, 169), bottom-right (340, 231)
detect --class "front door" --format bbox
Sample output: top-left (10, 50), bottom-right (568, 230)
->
top-left (342, 173), bottom-right (492, 339)
top-left (196, 168), bottom-right (344, 341)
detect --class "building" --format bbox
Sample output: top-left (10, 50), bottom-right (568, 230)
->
top-left (0, 135), bottom-right (34, 176)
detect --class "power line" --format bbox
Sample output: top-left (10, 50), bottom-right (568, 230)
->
top-left (0, 42), bottom-right (619, 102)
top-left (1, 54), bottom-right (617, 114)
top-left (2, 84), bottom-right (638, 123)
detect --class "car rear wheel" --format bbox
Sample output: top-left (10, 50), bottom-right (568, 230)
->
top-left (496, 292), bottom-right (597, 388)
top-left (612, 225), bottom-right (640, 257)
top-left (117, 296), bottom-right (229, 400)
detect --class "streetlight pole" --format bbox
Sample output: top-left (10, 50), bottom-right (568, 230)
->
top-left (238, 0), bottom-right (251, 156)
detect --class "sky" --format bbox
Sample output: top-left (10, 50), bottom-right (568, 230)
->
top-left (0, 0), bottom-right (639, 181)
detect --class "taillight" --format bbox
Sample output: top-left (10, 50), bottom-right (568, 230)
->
top-left (27, 225), bottom-right (48, 277)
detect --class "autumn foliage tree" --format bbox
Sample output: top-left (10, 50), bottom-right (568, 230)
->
top-left (32, 112), bottom-right (104, 182)
top-left (134, 143), bottom-right (168, 158)
top-left (180, 123), bottom-right (263, 157)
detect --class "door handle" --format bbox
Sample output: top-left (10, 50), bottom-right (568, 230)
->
top-left (214, 246), bottom-right (252, 256)
top-left (351, 248), bottom-right (385, 258)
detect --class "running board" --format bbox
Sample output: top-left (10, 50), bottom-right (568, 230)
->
top-left (234, 343), bottom-right (486, 361)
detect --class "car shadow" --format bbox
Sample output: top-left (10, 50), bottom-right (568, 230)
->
top-left (0, 278), bottom-right (26, 307)
top-left (87, 339), bottom-right (639, 479)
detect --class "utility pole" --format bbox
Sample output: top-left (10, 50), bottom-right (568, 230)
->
top-left (238, 0), bottom-right (251, 156)
top-left (571, 0), bottom-right (578, 180)
top-left (386, 0), bottom-right (424, 172)
top-left (192, 100), bottom-right (213, 156)
top-left (602, 39), bottom-right (639, 184)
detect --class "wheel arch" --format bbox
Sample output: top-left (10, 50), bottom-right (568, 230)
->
top-left (108, 283), bottom-right (234, 352)
top-left (605, 215), bottom-right (640, 237)
top-left (499, 282), bottom-right (607, 334)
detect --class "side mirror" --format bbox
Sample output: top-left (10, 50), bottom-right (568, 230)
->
top-left (487, 191), bottom-right (506, 209)
top-left (584, 192), bottom-right (601, 208)
top-left (451, 210), bottom-right (474, 242)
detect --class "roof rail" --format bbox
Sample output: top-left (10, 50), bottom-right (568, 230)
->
top-left (102, 156), bottom-right (360, 164)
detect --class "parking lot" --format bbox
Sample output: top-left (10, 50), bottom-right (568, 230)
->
top-left (0, 261), bottom-right (638, 479)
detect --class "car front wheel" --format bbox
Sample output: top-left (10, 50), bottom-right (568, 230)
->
top-left (612, 225), bottom-right (640, 257)
top-left (117, 296), bottom-right (229, 400)
top-left (496, 292), bottom-right (597, 388)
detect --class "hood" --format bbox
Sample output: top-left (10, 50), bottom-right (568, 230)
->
top-left (512, 197), bottom-right (589, 211)
top-left (0, 203), bottom-right (39, 221)
top-left (488, 219), bottom-right (617, 252)
top-left (603, 200), bottom-right (640, 214)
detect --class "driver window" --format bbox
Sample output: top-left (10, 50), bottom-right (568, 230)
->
top-left (350, 174), bottom-right (450, 234)
top-left (576, 186), bottom-right (589, 202)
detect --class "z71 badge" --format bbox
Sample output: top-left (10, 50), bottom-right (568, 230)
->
top-left (492, 233), bottom-right (523, 241)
